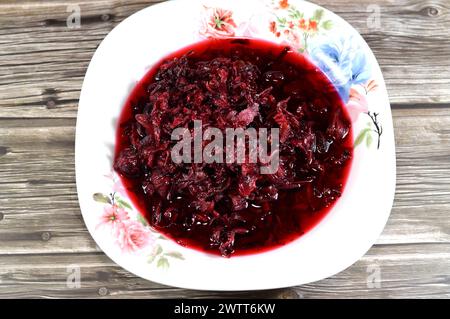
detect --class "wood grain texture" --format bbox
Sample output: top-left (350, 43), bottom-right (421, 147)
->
top-left (0, 243), bottom-right (449, 298)
top-left (1, 108), bottom-right (450, 298)
top-left (0, 0), bottom-right (449, 118)
top-left (0, 0), bottom-right (450, 298)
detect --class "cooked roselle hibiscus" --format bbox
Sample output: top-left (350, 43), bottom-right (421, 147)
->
top-left (114, 38), bottom-right (353, 257)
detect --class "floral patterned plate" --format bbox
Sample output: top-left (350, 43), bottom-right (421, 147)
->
top-left (76, 0), bottom-right (396, 290)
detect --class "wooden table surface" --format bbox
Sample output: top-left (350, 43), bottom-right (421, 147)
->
top-left (1, 0), bottom-right (449, 299)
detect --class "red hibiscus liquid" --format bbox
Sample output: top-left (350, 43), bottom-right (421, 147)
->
top-left (114, 38), bottom-right (353, 257)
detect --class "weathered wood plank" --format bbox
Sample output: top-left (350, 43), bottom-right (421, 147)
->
top-left (0, 252), bottom-right (298, 299)
top-left (1, 0), bottom-right (450, 298)
top-left (294, 243), bottom-right (450, 298)
top-left (0, 0), bottom-right (449, 119)
top-left (0, 243), bottom-right (448, 298)
top-left (1, 107), bottom-right (450, 254)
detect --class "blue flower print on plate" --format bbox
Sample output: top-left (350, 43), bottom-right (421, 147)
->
top-left (309, 35), bottom-right (372, 102)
